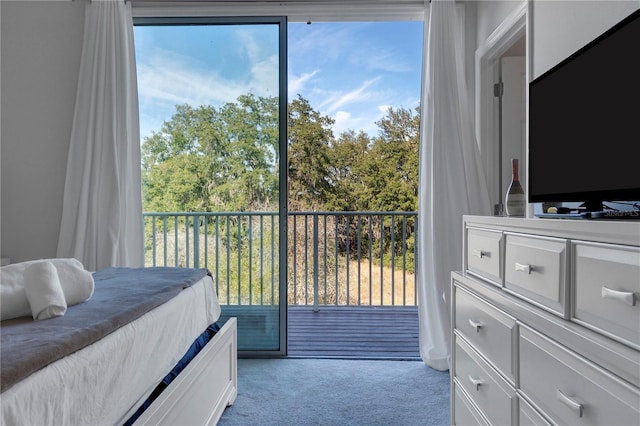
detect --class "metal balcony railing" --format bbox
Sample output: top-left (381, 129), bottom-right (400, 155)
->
top-left (143, 211), bottom-right (417, 308)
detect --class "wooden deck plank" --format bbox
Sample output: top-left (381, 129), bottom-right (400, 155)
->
top-left (287, 306), bottom-right (420, 360)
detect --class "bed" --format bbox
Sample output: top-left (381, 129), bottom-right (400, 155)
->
top-left (0, 265), bottom-right (237, 426)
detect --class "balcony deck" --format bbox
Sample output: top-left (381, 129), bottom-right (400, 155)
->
top-left (287, 306), bottom-right (420, 360)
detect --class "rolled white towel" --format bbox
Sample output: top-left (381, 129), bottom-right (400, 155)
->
top-left (23, 261), bottom-right (67, 320)
top-left (0, 258), bottom-right (94, 321)
top-left (49, 258), bottom-right (95, 305)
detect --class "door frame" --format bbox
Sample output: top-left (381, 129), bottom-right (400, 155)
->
top-left (475, 1), bottom-right (527, 210)
top-left (133, 16), bottom-right (289, 357)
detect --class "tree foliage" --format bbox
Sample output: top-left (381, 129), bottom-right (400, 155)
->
top-left (323, 107), bottom-right (420, 213)
top-left (287, 95), bottom-right (335, 210)
top-left (143, 94), bottom-right (279, 212)
top-left (142, 94), bottom-right (419, 214)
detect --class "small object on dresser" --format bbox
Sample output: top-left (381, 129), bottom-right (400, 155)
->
top-left (505, 158), bottom-right (525, 217)
top-left (543, 202), bottom-right (560, 214)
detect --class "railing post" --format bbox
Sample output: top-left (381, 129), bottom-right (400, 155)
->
top-left (151, 215), bottom-right (156, 266)
top-left (313, 214), bottom-right (319, 312)
top-left (193, 215), bottom-right (200, 268)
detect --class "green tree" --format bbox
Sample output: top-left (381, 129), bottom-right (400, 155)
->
top-left (325, 130), bottom-right (371, 211)
top-left (214, 94), bottom-right (279, 211)
top-left (363, 106), bottom-right (420, 212)
top-left (287, 94), bottom-right (335, 210)
top-left (143, 154), bottom-right (211, 212)
top-left (142, 94), bottom-right (279, 213)
top-left (142, 95), bottom-right (420, 216)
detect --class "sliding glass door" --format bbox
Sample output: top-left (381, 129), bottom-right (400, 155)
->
top-left (134, 17), bottom-right (288, 355)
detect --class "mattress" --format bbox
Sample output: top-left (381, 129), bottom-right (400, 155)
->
top-left (0, 269), bottom-right (221, 426)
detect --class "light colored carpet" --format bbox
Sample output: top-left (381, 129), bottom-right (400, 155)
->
top-left (218, 358), bottom-right (450, 426)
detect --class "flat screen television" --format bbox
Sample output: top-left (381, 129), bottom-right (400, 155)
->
top-left (528, 8), bottom-right (640, 214)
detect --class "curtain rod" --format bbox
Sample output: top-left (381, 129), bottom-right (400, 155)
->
top-left (78, 0), bottom-right (432, 3)
top-left (125, 0), bottom-right (426, 3)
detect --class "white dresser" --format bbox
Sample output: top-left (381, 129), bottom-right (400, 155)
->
top-left (451, 215), bottom-right (640, 425)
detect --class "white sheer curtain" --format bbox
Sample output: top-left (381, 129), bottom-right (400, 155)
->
top-left (57, 0), bottom-right (143, 271)
top-left (417, 0), bottom-right (492, 371)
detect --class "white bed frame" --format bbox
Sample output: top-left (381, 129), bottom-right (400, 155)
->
top-left (134, 317), bottom-right (238, 426)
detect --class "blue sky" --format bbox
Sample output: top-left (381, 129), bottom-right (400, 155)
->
top-left (134, 21), bottom-right (423, 141)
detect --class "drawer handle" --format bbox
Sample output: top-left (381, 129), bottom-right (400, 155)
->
top-left (557, 390), bottom-right (583, 418)
top-left (514, 262), bottom-right (533, 274)
top-left (468, 319), bottom-right (483, 332)
top-left (468, 376), bottom-right (484, 391)
top-left (601, 286), bottom-right (636, 306)
top-left (472, 249), bottom-right (489, 259)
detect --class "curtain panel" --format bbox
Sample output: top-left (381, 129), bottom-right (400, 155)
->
top-left (417, 0), bottom-right (492, 371)
top-left (57, 0), bottom-right (143, 271)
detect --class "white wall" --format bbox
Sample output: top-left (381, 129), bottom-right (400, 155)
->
top-left (475, 0), bottom-right (524, 49)
top-left (531, 0), bottom-right (640, 79)
top-left (1, 0), bottom-right (85, 263)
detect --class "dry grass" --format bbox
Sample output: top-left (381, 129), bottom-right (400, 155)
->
top-left (289, 258), bottom-right (416, 306)
top-left (344, 260), bottom-right (416, 306)
top-left (145, 222), bottom-right (416, 307)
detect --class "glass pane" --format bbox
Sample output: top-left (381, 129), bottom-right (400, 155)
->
top-left (135, 22), bottom-right (283, 352)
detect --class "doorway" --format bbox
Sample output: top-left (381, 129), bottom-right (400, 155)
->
top-left (476, 2), bottom-right (527, 213)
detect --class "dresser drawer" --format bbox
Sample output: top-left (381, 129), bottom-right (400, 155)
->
top-left (504, 233), bottom-right (568, 317)
top-left (518, 396), bottom-right (551, 426)
top-left (573, 241), bottom-right (640, 349)
top-left (454, 335), bottom-right (516, 426)
top-left (453, 382), bottom-right (490, 426)
top-left (466, 227), bottom-right (503, 286)
top-left (453, 284), bottom-right (516, 382)
top-left (519, 326), bottom-right (640, 426)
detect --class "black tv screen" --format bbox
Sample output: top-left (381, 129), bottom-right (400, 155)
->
top-left (528, 9), bottom-right (640, 210)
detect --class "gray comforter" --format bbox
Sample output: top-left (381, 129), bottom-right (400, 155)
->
top-left (0, 267), bottom-right (209, 393)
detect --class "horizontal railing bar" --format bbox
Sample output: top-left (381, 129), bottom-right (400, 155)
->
top-left (144, 211), bottom-right (416, 216)
top-left (144, 211), bottom-right (278, 217)
top-left (288, 211), bottom-right (417, 216)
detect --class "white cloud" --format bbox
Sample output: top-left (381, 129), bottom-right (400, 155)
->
top-left (358, 49), bottom-right (413, 73)
top-left (138, 50), bottom-right (245, 106)
top-left (137, 27), bottom-right (280, 108)
top-left (331, 107), bottom-right (388, 138)
top-left (313, 82), bottom-right (421, 139)
top-left (249, 54), bottom-right (279, 96)
top-left (289, 23), bottom-right (415, 74)
top-left (318, 77), bottom-right (382, 114)
top-left (333, 111), bottom-right (352, 133)
top-left (136, 42), bottom-right (279, 139)
top-left (237, 29), bottom-right (280, 96)
top-left (289, 70), bottom-right (320, 96)
top-left (289, 25), bottom-right (353, 62)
